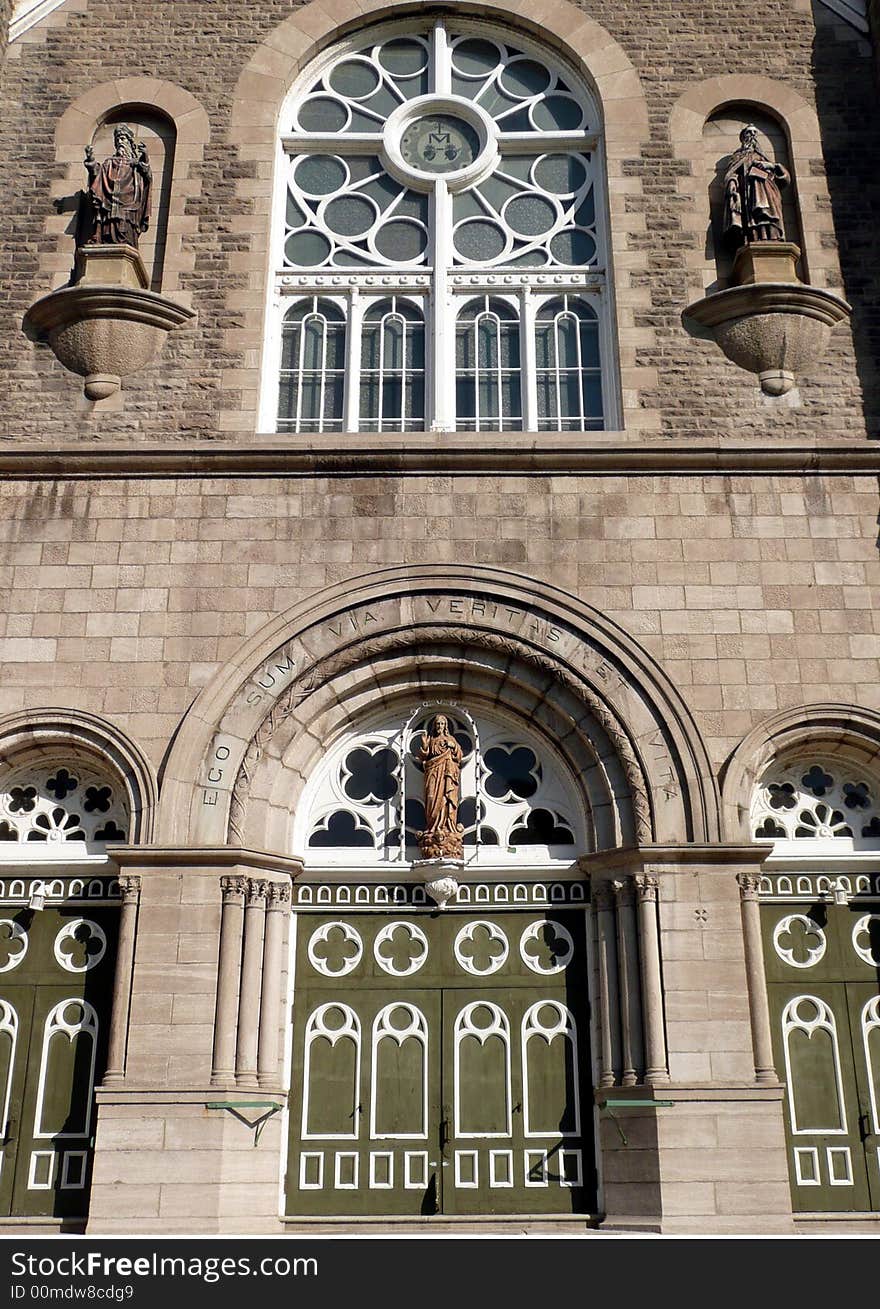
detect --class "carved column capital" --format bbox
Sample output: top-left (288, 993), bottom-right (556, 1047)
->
top-left (220, 874), bottom-right (248, 902)
top-left (737, 872), bottom-right (763, 902)
top-left (634, 873), bottom-right (660, 904)
top-left (266, 880), bottom-right (292, 910)
top-left (612, 877), bottom-right (635, 909)
top-left (117, 875), bottom-right (141, 904)
top-left (245, 878), bottom-right (268, 906)
top-left (592, 883), bottom-right (616, 913)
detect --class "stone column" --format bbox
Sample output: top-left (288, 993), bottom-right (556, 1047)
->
top-left (103, 875), bottom-right (141, 1085)
top-left (635, 873), bottom-right (669, 1085)
top-left (211, 874), bottom-right (247, 1088)
top-left (738, 872), bottom-right (778, 1085)
top-left (613, 877), bottom-right (643, 1086)
top-left (593, 883), bottom-right (621, 1088)
top-left (258, 881), bottom-right (291, 1088)
top-left (236, 878), bottom-right (267, 1089)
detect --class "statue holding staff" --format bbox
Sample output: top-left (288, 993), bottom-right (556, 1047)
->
top-left (81, 123), bottom-right (152, 249)
top-left (722, 124), bottom-right (789, 249)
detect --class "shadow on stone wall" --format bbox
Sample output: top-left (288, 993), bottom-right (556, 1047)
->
top-left (811, 1), bottom-right (880, 437)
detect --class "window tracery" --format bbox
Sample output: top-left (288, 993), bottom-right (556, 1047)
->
top-left (751, 758), bottom-right (880, 845)
top-left (0, 760), bottom-right (129, 849)
top-left (297, 707), bottom-right (583, 865)
top-left (266, 17), bottom-right (615, 434)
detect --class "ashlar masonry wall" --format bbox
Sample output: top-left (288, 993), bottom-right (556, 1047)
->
top-left (0, 0), bottom-right (878, 440)
top-left (1, 471), bottom-right (878, 776)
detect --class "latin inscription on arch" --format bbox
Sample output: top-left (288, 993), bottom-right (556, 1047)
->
top-left (196, 591), bottom-right (681, 832)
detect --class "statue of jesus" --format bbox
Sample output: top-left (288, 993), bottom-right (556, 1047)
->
top-left (417, 714), bottom-right (464, 861)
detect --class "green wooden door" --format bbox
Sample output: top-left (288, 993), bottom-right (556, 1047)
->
top-left (763, 902), bottom-right (880, 1212)
top-left (286, 906), bottom-right (595, 1218)
top-left (440, 988), bottom-right (590, 1214)
top-left (0, 904), bottom-right (116, 1219)
top-left (288, 987), bottom-right (442, 1215)
top-left (847, 981), bottom-right (880, 1209)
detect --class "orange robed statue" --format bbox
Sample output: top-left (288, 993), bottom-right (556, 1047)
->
top-left (417, 714), bottom-right (465, 861)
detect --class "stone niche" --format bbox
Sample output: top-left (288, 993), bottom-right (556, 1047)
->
top-left (683, 106), bottom-right (850, 396)
top-left (702, 106), bottom-right (803, 293)
top-left (22, 106), bottom-right (193, 402)
top-left (90, 106), bottom-right (177, 293)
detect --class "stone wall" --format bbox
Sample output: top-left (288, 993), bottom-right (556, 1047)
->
top-left (0, 0), bottom-right (877, 440)
top-left (1, 0), bottom-right (879, 1238)
top-left (0, 471), bottom-right (877, 776)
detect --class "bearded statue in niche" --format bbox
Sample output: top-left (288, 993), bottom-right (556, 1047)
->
top-left (722, 124), bottom-right (790, 249)
top-left (417, 714), bottom-right (464, 861)
top-left (80, 124), bottom-right (152, 249)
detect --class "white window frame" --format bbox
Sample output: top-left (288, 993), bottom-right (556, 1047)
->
top-left (260, 16), bottom-right (621, 434)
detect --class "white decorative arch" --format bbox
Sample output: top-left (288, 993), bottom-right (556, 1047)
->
top-left (0, 708), bottom-right (157, 847)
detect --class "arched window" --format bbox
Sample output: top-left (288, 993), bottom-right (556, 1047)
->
top-left (264, 16), bottom-right (616, 433)
top-left (751, 757), bottom-right (880, 847)
top-left (455, 297), bottom-right (522, 432)
top-left (0, 758), bottom-right (130, 852)
top-left (278, 298), bottom-right (347, 433)
top-left (295, 705), bottom-right (585, 866)
top-left (360, 297), bottom-right (426, 432)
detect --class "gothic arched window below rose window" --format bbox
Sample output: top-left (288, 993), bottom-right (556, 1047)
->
top-left (263, 16), bottom-right (618, 435)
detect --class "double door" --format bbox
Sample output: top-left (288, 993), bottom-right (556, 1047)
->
top-left (763, 902), bottom-right (880, 1211)
top-left (0, 903), bottom-right (115, 1218)
top-left (286, 908), bottom-right (595, 1217)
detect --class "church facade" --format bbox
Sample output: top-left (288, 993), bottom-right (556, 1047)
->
top-left (0, 0), bottom-right (879, 1235)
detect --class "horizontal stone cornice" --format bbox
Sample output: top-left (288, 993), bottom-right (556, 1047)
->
top-left (111, 845), bottom-right (304, 878)
top-left (0, 437), bottom-right (878, 477)
top-left (579, 843), bottom-right (769, 878)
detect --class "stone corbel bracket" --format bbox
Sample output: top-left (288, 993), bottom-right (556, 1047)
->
top-left (683, 274), bottom-right (851, 397)
top-left (22, 245), bottom-right (195, 401)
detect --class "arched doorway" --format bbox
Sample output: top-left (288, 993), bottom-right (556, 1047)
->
top-left (163, 565), bottom-right (719, 1225)
top-left (286, 701), bottom-right (595, 1217)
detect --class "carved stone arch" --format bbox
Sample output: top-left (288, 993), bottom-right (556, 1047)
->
top-left (158, 566), bottom-right (720, 849)
top-left (721, 702), bottom-right (880, 842)
top-left (239, 629), bottom-right (643, 855)
top-left (0, 707), bottom-right (158, 842)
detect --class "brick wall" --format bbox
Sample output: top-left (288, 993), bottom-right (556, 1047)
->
top-left (0, 0), bottom-right (877, 440)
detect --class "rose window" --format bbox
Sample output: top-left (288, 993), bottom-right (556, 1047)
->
top-left (266, 18), bottom-right (613, 435)
top-left (0, 760), bottom-right (129, 848)
top-left (298, 706), bottom-right (582, 865)
top-left (751, 759), bottom-right (880, 844)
